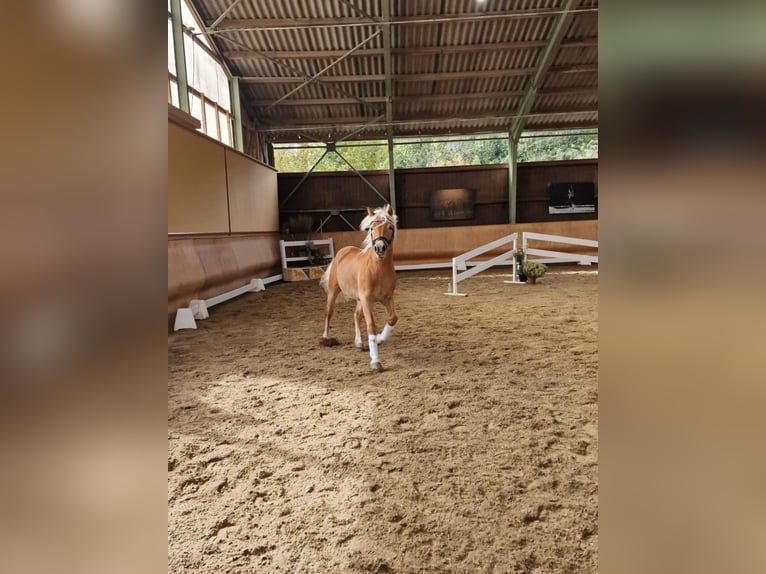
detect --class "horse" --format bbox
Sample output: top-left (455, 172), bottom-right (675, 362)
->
top-left (320, 205), bottom-right (398, 372)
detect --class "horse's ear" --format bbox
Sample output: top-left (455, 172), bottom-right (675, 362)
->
top-left (367, 207), bottom-right (375, 217)
top-left (386, 204), bottom-right (394, 216)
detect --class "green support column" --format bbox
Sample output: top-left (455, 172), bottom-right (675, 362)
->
top-left (382, 0), bottom-right (396, 212)
top-left (231, 76), bottom-right (244, 153)
top-left (387, 138), bottom-right (396, 212)
top-left (508, 132), bottom-right (518, 224)
top-left (170, 0), bottom-right (189, 113)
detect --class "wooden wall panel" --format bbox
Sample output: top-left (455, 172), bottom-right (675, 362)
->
top-left (168, 233), bottom-right (281, 314)
top-left (316, 220), bottom-right (598, 265)
top-left (278, 170), bottom-right (391, 233)
top-left (226, 148), bottom-right (279, 232)
top-left (394, 165), bottom-right (509, 228)
top-left (516, 160), bottom-right (598, 223)
top-left (168, 122), bottom-right (229, 233)
top-left (277, 160), bottom-right (597, 229)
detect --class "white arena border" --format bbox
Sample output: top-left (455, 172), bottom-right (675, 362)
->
top-left (173, 274), bottom-right (282, 331)
top-left (175, 238), bottom-right (337, 331)
top-left (279, 238), bottom-right (335, 269)
top-left (173, 233), bottom-right (598, 329)
top-left (444, 231), bottom-right (598, 296)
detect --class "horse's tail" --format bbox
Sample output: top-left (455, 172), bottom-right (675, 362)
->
top-left (320, 259), bottom-right (334, 293)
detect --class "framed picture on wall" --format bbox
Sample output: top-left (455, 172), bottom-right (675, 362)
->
top-left (548, 182), bottom-right (596, 214)
top-left (430, 188), bottom-right (476, 221)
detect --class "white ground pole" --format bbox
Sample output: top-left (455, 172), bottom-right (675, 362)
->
top-left (173, 274), bottom-right (282, 331)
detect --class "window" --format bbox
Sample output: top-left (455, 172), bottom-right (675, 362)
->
top-left (168, 0), bottom-right (234, 146)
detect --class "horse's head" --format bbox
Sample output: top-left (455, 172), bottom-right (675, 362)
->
top-left (361, 205), bottom-right (397, 259)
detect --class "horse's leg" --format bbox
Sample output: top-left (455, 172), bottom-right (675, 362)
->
top-left (360, 297), bottom-right (382, 371)
top-left (321, 286), bottom-right (341, 344)
top-left (375, 298), bottom-right (398, 344)
top-left (353, 300), bottom-right (365, 350)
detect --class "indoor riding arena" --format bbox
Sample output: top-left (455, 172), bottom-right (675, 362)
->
top-left (168, 1), bottom-right (598, 572)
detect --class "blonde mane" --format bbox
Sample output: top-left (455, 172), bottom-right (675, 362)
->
top-left (360, 205), bottom-right (398, 251)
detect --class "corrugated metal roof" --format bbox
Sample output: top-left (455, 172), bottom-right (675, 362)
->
top-left (190, 0), bottom-right (598, 142)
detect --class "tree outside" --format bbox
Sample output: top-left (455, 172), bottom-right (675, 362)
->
top-left (274, 132), bottom-right (597, 172)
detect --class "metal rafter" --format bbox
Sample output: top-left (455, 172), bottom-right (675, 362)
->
top-left (510, 0), bottom-right (578, 142)
top-left (207, 8), bottom-right (597, 32)
top-left (169, 0), bottom-right (190, 113)
top-left (221, 34), bottom-right (383, 112)
top-left (263, 29), bottom-right (382, 112)
top-left (208, 0), bottom-right (243, 30)
top-left (221, 37), bottom-right (596, 60)
top-left (382, 0), bottom-right (396, 213)
top-left (238, 65), bottom-right (597, 84)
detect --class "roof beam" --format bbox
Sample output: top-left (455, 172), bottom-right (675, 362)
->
top-left (258, 106), bottom-right (597, 127)
top-left (212, 17), bottom-right (371, 30)
top-left (251, 97), bottom-right (388, 107)
top-left (239, 65), bottom-right (596, 84)
top-left (208, 0), bottom-right (244, 30)
top-left (268, 121), bottom-right (600, 142)
top-left (209, 8), bottom-right (597, 31)
top-left (510, 0), bottom-right (578, 141)
top-left (262, 28), bottom-right (382, 111)
top-left (221, 38), bottom-right (596, 61)
top-left (249, 88), bottom-right (595, 108)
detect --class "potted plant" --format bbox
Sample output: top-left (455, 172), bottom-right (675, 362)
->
top-left (514, 248), bottom-right (527, 282)
top-left (303, 241), bottom-right (328, 266)
top-left (521, 261), bottom-right (547, 284)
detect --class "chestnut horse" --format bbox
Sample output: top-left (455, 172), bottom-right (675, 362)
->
top-left (320, 205), bottom-right (398, 372)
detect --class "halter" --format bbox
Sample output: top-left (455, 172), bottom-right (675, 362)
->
top-left (363, 216), bottom-right (396, 254)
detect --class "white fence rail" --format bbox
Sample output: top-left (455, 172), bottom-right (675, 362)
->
top-left (523, 232), bottom-right (598, 265)
top-left (447, 232), bottom-right (519, 296)
top-left (279, 238), bottom-right (335, 268)
top-left (447, 231), bottom-right (598, 295)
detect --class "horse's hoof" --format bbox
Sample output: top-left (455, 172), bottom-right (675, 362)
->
top-left (357, 344), bottom-right (368, 352)
top-left (370, 361), bottom-right (383, 372)
top-left (320, 337), bottom-right (339, 347)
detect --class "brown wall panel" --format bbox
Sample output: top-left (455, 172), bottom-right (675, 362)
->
top-left (516, 160), bottom-right (598, 223)
top-left (277, 160), bottom-right (597, 229)
top-left (315, 219), bottom-right (598, 265)
top-left (168, 233), bottom-right (281, 314)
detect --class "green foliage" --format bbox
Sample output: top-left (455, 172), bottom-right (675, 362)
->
top-left (521, 261), bottom-right (548, 278)
top-left (303, 241), bottom-right (327, 266)
top-left (273, 132), bottom-right (598, 172)
top-left (517, 132), bottom-right (598, 162)
top-left (514, 248), bottom-right (526, 267)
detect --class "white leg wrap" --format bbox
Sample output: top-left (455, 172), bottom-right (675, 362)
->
top-left (368, 334), bottom-right (379, 362)
top-left (376, 323), bottom-right (394, 344)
